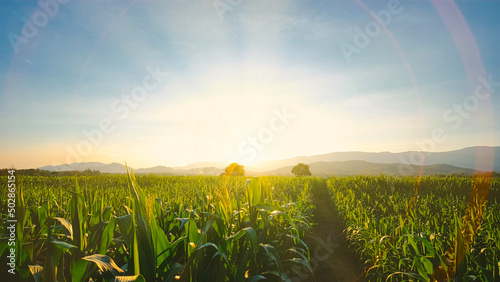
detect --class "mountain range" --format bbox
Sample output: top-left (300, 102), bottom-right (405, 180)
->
top-left (38, 146), bottom-right (499, 177)
top-left (247, 146), bottom-right (499, 172)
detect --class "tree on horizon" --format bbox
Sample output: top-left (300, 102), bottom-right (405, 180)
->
top-left (291, 163), bottom-right (311, 176)
top-left (224, 162), bottom-right (245, 176)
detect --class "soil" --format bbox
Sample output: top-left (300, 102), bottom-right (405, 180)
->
top-left (306, 191), bottom-right (365, 282)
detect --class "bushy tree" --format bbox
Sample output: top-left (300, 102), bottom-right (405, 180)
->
top-left (291, 163), bottom-right (311, 176)
top-left (224, 162), bottom-right (245, 176)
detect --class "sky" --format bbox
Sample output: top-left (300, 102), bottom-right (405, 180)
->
top-left (0, 0), bottom-right (499, 169)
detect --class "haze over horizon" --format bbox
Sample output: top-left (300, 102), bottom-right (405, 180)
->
top-left (1, 1), bottom-right (499, 169)
top-left (8, 145), bottom-right (500, 172)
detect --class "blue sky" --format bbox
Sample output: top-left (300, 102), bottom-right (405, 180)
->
top-left (1, 0), bottom-right (499, 169)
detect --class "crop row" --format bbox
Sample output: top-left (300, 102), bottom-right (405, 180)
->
top-left (327, 175), bottom-right (500, 281)
top-left (0, 171), bottom-right (318, 281)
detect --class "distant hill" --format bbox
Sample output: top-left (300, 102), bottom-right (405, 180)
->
top-left (251, 161), bottom-right (479, 177)
top-left (39, 162), bottom-right (127, 173)
top-left (135, 166), bottom-right (177, 174)
top-left (174, 162), bottom-right (227, 170)
top-left (39, 162), bottom-right (225, 176)
top-left (35, 146), bottom-right (498, 176)
top-left (176, 167), bottom-right (225, 176)
top-left (247, 146), bottom-right (499, 172)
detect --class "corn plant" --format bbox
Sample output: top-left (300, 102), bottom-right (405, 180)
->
top-left (1, 170), bottom-right (316, 281)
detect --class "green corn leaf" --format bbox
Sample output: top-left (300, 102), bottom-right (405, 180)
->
top-left (116, 214), bottom-right (133, 247)
top-left (236, 248), bottom-right (252, 280)
top-left (387, 271), bottom-right (428, 282)
top-left (103, 206), bottom-right (114, 221)
top-left (285, 258), bottom-right (314, 278)
top-left (82, 254), bottom-right (124, 275)
top-left (260, 243), bottom-right (283, 274)
top-left (51, 239), bottom-right (77, 251)
top-left (150, 215), bottom-right (170, 267)
top-left (71, 177), bottom-right (85, 255)
top-left (28, 265), bottom-right (43, 282)
top-left (0, 238), bottom-right (8, 258)
top-left (125, 164), bottom-right (156, 282)
top-left (100, 218), bottom-right (116, 255)
top-left (72, 258), bottom-right (90, 282)
top-left (163, 263), bottom-right (184, 282)
top-left (226, 227), bottom-right (258, 254)
top-left (114, 275), bottom-right (146, 282)
top-left (15, 177), bottom-right (25, 268)
top-left (269, 210), bottom-right (300, 242)
top-left (284, 247), bottom-right (309, 262)
top-left (262, 270), bottom-right (291, 282)
top-left (420, 256), bottom-right (433, 275)
top-left (246, 178), bottom-right (262, 207)
top-left (53, 217), bottom-right (73, 240)
top-left (247, 275), bottom-right (267, 282)
top-left (186, 218), bottom-right (199, 252)
top-left (156, 236), bottom-right (187, 266)
top-left (43, 239), bottom-right (63, 282)
top-left (254, 204), bottom-right (283, 212)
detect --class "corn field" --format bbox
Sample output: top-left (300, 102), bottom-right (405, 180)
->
top-left (1, 171), bottom-right (499, 281)
top-left (327, 175), bottom-right (500, 281)
top-left (0, 169), bottom-right (316, 281)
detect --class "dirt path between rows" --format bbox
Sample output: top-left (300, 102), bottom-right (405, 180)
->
top-left (307, 189), bottom-right (364, 282)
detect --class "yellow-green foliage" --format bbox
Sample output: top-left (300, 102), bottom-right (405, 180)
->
top-left (1, 174), bottom-right (499, 281)
top-left (0, 174), bottom-right (315, 281)
top-left (328, 175), bottom-right (500, 281)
